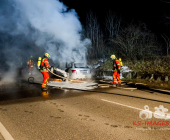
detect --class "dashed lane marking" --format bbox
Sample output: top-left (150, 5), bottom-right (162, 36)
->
top-left (0, 122), bottom-right (14, 140)
top-left (101, 99), bottom-right (143, 111)
top-left (101, 99), bottom-right (168, 118)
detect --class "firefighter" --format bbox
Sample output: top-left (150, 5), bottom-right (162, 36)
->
top-left (110, 55), bottom-right (121, 86)
top-left (27, 55), bottom-right (34, 75)
top-left (40, 53), bottom-right (51, 90)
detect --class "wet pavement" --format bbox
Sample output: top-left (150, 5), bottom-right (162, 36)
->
top-left (1, 76), bottom-right (170, 139)
top-left (0, 77), bottom-right (167, 102)
top-left (0, 77), bottom-right (98, 105)
top-left (0, 80), bottom-right (42, 102)
top-left (0, 70), bottom-right (99, 103)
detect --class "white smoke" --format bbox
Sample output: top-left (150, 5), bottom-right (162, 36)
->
top-left (0, 0), bottom-right (91, 70)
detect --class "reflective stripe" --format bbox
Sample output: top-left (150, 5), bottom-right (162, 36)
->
top-left (40, 69), bottom-right (48, 72)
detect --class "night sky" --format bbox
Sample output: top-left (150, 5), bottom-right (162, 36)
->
top-left (60, 0), bottom-right (170, 36)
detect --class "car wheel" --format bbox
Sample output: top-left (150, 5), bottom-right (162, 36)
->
top-left (28, 77), bottom-right (34, 83)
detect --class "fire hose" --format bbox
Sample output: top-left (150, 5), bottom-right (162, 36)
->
top-left (28, 67), bottom-right (69, 83)
top-left (47, 68), bottom-right (69, 80)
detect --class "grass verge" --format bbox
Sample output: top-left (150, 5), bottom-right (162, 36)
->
top-left (122, 78), bottom-right (170, 90)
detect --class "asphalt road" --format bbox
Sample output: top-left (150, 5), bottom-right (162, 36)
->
top-left (0, 81), bottom-right (170, 140)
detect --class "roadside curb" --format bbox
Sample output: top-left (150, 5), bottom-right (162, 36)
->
top-left (98, 80), bottom-right (137, 89)
top-left (130, 82), bottom-right (170, 94)
top-left (150, 88), bottom-right (170, 93)
top-left (98, 80), bottom-right (170, 93)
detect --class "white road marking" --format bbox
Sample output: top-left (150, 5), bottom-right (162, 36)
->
top-left (0, 122), bottom-right (14, 140)
top-left (101, 99), bottom-right (170, 119)
top-left (101, 99), bottom-right (143, 111)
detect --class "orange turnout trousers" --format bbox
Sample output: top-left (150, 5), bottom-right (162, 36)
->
top-left (41, 71), bottom-right (49, 89)
top-left (113, 71), bottom-right (121, 84)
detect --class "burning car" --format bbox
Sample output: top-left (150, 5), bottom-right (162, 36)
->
top-left (65, 62), bottom-right (91, 80)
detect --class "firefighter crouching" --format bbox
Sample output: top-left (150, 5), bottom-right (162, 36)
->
top-left (27, 55), bottom-right (34, 75)
top-left (110, 55), bottom-right (121, 86)
top-left (40, 53), bottom-right (51, 90)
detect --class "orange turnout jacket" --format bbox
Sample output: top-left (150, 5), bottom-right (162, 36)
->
top-left (40, 58), bottom-right (50, 72)
top-left (112, 59), bottom-right (121, 84)
top-left (113, 59), bottom-right (121, 71)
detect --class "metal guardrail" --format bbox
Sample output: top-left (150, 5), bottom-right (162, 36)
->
top-left (95, 70), bottom-right (135, 79)
top-left (95, 70), bottom-right (170, 81)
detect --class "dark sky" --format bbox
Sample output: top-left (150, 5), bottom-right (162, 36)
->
top-left (60, 0), bottom-right (170, 36)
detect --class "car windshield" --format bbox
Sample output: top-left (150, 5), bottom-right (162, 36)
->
top-left (74, 63), bottom-right (88, 68)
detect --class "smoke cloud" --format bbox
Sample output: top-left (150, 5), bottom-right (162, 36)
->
top-left (0, 0), bottom-right (90, 71)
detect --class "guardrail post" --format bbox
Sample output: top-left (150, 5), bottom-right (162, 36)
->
top-left (150, 74), bottom-right (154, 80)
top-left (127, 72), bottom-right (132, 79)
top-left (157, 76), bottom-right (161, 82)
top-left (165, 76), bottom-right (168, 82)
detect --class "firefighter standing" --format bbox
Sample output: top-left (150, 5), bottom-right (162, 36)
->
top-left (27, 55), bottom-right (34, 75)
top-left (110, 55), bottom-right (121, 86)
top-left (40, 53), bottom-right (51, 90)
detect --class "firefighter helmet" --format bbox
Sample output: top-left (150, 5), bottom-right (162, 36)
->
top-left (110, 55), bottom-right (116, 59)
top-left (44, 53), bottom-right (50, 58)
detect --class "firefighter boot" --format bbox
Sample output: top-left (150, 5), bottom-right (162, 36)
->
top-left (117, 83), bottom-right (121, 87)
top-left (42, 87), bottom-right (48, 90)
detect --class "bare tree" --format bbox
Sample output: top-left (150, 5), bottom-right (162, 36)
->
top-left (161, 34), bottom-right (170, 56)
top-left (85, 11), bottom-right (105, 59)
top-left (160, 0), bottom-right (170, 3)
top-left (110, 23), bottom-right (159, 60)
top-left (105, 10), bottom-right (121, 39)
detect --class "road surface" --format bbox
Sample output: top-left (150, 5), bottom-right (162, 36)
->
top-left (0, 81), bottom-right (170, 140)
